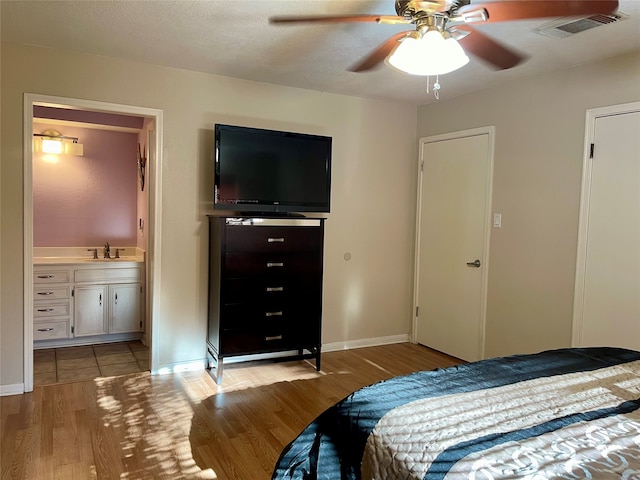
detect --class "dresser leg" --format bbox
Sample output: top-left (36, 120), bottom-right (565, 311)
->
top-left (216, 358), bottom-right (224, 384)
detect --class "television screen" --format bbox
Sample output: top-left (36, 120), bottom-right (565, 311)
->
top-left (214, 124), bottom-right (331, 214)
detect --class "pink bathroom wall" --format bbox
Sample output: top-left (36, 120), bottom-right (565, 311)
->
top-left (33, 122), bottom-right (138, 247)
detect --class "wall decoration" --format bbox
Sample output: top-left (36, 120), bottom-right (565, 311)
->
top-left (137, 142), bottom-right (146, 191)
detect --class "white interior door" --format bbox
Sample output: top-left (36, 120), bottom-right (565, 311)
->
top-left (414, 127), bottom-right (494, 361)
top-left (573, 103), bottom-right (640, 350)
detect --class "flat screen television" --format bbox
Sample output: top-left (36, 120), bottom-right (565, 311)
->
top-left (214, 124), bottom-right (332, 214)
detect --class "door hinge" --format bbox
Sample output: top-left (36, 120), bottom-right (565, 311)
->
top-left (590, 143), bottom-right (595, 159)
top-left (420, 161), bottom-right (424, 172)
top-left (139, 321), bottom-right (143, 328)
top-left (71, 326), bottom-right (74, 334)
top-left (416, 306), bottom-right (419, 317)
top-left (71, 288), bottom-right (74, 297)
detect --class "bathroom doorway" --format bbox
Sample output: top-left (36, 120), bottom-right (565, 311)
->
top-left (24, 94), bottom-right (163, 392)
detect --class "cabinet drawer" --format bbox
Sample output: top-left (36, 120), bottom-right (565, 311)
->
top-left (224, 253), bottom-right (321, 278)
top-left (75, 267), bottom-right (141, 283)
top-left (226, 226), bottom-right (322, 253)
top-left (34, 320), bottom-right (70, 340)
top-left (34, 286), bottom-right (71, 300)
top-left (34, 270), bottom-right (70, 284)
top-left (34, 303), bottom-right (70, 318)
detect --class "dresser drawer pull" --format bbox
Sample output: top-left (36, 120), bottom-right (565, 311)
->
top-left (267, 237), bottom-right (285, 243)
top-left (37, 291), bottom-right (55, 296)
top-left (37, 328), bottom-right (55, 332)
top-left (267, 262), bottom-right (284, 268)
top-left (37, 275), bottom-right (55, 279)
top-left (266, 287), bottom-right (284, 292)
top-left (37, 308), bottom-right (55, 312)
top-left (265, 311), bottom-right (283, 317)
top-left (265, 335), bottom-right (283, 341)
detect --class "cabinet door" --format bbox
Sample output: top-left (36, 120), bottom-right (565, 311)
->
top-left (74, 285), bottom-right (108, 336)
top-left (109, 283), bottom-right (141, 334)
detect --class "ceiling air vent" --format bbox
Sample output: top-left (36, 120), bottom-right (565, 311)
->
top-left (535, 12), bottom-right (628, 38)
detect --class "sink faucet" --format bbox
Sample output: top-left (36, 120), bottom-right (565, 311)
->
top-left (87, 248), bottom-right (98, 259)
top-left (104, 242), bottom-right (111, 259)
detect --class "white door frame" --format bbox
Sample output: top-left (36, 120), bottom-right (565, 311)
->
top-left (412, 126), bottom-right (495, 360)
top-left (572, 101), bottom-right (640, 347)
top-left (23, 93), bottom-right (164, 392)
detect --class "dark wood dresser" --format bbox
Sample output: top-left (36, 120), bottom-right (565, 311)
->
top-left (206, 216), bottom-right (324, 383)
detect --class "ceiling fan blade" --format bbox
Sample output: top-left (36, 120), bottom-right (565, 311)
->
top-left (458, 0), bottom-right (618, 24)
top-left (456, 25), bottom-right (526, 70)
top-left (269, 14), bottom-right (407, 25)
top-left (349, 31), bottom-right (413, 72)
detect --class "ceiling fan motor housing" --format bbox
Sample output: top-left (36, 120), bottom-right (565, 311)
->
top-left (395, 0), bottom-right (469, 17)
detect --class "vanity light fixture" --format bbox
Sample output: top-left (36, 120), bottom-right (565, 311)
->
top-left (33, 129), bottom-right (84, 156)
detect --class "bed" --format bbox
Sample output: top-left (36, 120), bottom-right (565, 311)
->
top-left (271, 347), bottom-right (640, 479)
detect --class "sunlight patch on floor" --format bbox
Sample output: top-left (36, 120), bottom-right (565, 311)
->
top-left (361, 357), bottom-right (393, 375)
top-left (94, 372), bottom-right (218, 479)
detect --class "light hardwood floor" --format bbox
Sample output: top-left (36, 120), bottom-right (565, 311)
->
top-left (1, 343), bottom-right (461, 480)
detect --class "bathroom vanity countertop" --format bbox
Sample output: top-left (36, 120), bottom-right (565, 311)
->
top-left (34, 256), bottom-right (144, 265)
top-left (33, 247), bottom-right (145, 265)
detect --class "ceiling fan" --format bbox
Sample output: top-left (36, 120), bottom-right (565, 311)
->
top-left (270, 0), bottom-right (619, 74)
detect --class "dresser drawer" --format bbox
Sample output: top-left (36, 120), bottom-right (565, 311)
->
top-left (221, 303), bottom-right (294, 326)
top-left (220, 314), bottom-right (302, 354)
top-left (221, 303), bottom-right (320, 333)
top-left (220, 320), bottom-right (320, 355)
top-left (225, 226), bottom-right (322, 253)
top-left (34, 320), bottom-right (70, 340)
top-left (222, 277), bottom-right (321, 306)
top-left (34, 286), bottom-right (71, 300)
top-left (34, 270), bottom-right (70, 284)
top-left (34, 302), bottom-right (70, 318)
top-left (224, 252), bottom-right (321, 278)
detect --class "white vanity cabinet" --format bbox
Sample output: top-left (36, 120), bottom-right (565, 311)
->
top-left (74, 267), bottom-right (142, 337)
top-left (34, 261), bottom-right (143, 347)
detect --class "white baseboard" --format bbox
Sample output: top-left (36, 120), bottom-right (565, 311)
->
top-left (0, 383), bottom-right (25, 397)
top-left (153, 359), bottom-right (207, 376)
top-left (322, 334), bottom-right (411, 352)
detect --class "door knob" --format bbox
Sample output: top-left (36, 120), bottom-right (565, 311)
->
top-left (466, 259), bottom-right (481, 268)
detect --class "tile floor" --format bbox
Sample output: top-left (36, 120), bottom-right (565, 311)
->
top-left (33, 341), bottom-right (149, 387)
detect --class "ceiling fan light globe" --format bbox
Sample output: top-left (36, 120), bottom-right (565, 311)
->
top-left (388, 30), bottom-right (469, 76)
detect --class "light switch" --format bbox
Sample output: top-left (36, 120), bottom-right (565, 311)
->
top-left (493, 213), bottom-right (502, 228)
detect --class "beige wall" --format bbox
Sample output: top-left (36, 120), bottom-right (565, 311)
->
top-left (1, 43), bottom-right (418, 388)
top-left (417, 50), bottom-right (640, 358)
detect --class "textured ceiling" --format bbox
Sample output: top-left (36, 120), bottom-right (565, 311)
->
top-left (2, 0), bottom-right (639, 105)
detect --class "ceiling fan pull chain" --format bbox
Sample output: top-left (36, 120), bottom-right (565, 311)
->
top-left (433, 75), bottom-right (440, 100)
top-left (425, 75), bottom-right (430, 94)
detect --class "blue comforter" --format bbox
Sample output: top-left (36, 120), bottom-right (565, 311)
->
top-left (272, 347), bottom-right (640, 480)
